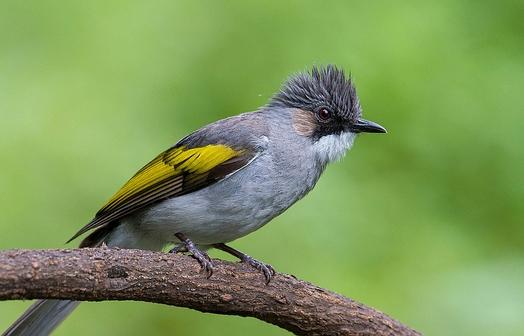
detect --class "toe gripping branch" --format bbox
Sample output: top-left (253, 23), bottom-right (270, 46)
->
top-left (213, 243), bottom-right (275, 284)
top-left (170, 233), bottom-right (213, 278)
top-left (170, 233), bottom-right (275, 284)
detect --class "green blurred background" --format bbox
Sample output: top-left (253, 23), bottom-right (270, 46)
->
top-left (1, 0), bottom-right (523, 335)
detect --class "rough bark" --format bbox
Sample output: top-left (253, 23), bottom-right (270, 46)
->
top-left (0, 248), bottom-right (421, 336)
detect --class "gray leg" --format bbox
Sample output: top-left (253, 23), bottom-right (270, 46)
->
top-left (170, 233), bottom-right (213, 278)
top-left (213, 243), bottom-right (275, 284)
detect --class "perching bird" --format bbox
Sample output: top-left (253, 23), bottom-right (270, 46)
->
top-left (4, 65), bottom-right (386, 336)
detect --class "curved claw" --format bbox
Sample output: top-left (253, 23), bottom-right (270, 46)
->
top-left (172, 233), bottom-right (214, 278)
top-left (241, 255), bottom-right (275, 284)
top-left (212, 243), bottom-right (276, 284)
top-left (169, 244), bottom-right (187, 254)
top-left (192, 249), bottom-right (214, 278)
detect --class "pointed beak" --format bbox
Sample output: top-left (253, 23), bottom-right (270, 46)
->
top-left (350, 118), bottom-right (387, 134)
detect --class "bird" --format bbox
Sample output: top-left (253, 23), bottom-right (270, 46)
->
top-left (4, 65), bottom-right (386, 336)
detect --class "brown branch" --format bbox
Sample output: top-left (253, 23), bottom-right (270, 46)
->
top-left (0, 248), bottom-right (420, 336)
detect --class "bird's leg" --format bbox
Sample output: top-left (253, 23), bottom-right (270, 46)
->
top-left (170, 233), bottom-right (213, 278)
top-left (213, 243), bottom-right (275, 284)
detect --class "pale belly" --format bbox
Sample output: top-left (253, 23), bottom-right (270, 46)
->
top-left (140, 185), bottom-right (280, 245)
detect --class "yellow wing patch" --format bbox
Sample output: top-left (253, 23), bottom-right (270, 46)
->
top-left (67, 143), bottom-right (249, 244)
top-left (99, 144), bottom-right (241, 213)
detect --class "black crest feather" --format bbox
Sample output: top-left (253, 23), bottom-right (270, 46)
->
top-left (269, 65), bottom-right (361, 120)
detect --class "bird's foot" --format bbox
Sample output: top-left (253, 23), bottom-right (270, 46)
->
top-left (213, 243), bottom-right (276, 284)
top-left (240, 254), bottom-right (275, 284)
top-left (169, 244), bottom-right (188, 254)
top-left (171, 233), bottom-right (213, 278)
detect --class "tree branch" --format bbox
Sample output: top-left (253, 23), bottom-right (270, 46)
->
top-left (0, 248), bottom-right (420, 336)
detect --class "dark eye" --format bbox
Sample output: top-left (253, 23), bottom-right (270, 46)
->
top-left (316, 108), bottom-right (333, 122)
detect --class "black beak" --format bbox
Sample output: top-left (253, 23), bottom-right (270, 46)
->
top-left (350, 118), bottom-right (387, 134)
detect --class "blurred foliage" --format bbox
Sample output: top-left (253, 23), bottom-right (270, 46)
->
top-left (1, 0), bottom-right (523, 335)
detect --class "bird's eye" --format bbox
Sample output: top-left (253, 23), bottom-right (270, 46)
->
top-left (316, 108), bottom-right (333, 123)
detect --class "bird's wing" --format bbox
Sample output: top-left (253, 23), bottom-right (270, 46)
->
top-left (68, 143), bottom-right (256, 243)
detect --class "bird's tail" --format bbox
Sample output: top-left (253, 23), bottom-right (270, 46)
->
top-left (4, 222), bottom-right (148, 335)
top-left (4, 224), bottom-right (112, 335)
top-left (3, 299), bottom-right (80, 336)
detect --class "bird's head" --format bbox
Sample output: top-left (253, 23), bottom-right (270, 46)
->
top-left (269, 65), bottom-right (386, 163)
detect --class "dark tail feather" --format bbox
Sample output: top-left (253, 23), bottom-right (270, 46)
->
top-left (79, 224), bottom-right (112, 248)
top-left (5, 226), bottom-right (110, 335)
top-left (3, 299), bottom-right (79, 335)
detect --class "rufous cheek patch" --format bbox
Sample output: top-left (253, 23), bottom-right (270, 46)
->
top-left (292, 109), bottom-right (317, 137)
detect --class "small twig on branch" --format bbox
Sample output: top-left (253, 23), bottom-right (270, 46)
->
top-left (0, 248), bottom-right (420, 336)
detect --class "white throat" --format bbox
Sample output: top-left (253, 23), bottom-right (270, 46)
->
top-left (312, 132), bottom-right (356, 164)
